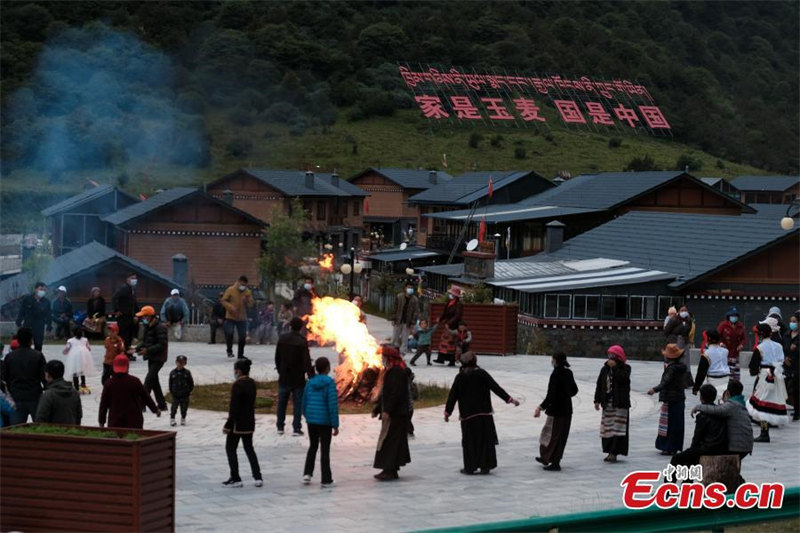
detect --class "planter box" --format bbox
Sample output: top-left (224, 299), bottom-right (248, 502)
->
top-left (430, 302), bottom-right (518, 355)
top-left (0, 424), bottom-right (176, 533)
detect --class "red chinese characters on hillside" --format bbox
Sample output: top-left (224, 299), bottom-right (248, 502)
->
top-left (411, 94), bottom-right (671, 131)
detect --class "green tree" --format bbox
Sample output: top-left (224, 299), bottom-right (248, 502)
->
top-left (258, 199), bottom-right (315, 299)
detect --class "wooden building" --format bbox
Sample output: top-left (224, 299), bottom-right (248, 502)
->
top-left (407, 170), bottom-right (554, 249)
top-left (348, 168), bottom-right (453, 245)
top-left (0, 242), bottom-right (181, 321)
top-left (206, 168), bottom-right (368, 250)
top-left (41, 184), bottom-right (139, 256)
top-left (731, 175), bottom-right (800, 204)
top-left (103, 188), bottom-right (265, 290)
top-left (424, 172), bottom-right (754, 258)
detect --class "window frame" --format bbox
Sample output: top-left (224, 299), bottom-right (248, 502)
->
top-left (316, 201), bottom-right (326, 221)
top-left (657, 296), bottom-right (684, 319)
top-left (601, 294), bottom-right (629, 320)
top-left (572, 294), bottom-right (600, 319)
top-left (543, 293), bottom-right (571, 319)
top-left (629, 295), bottom-right (657, 320)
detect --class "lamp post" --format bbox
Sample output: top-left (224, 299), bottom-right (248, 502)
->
top-left (780, 200), bottom-right (799, 230)
top-left (340, 247), bottom-right (361, 299)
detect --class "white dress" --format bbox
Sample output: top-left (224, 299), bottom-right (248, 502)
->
top-left (63, 337), bottom-right (95, 378)
top-left (747, 340), bottom-right (788, 426)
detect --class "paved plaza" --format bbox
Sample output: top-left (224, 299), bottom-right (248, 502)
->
top-left (42, 315), bottom-right (800, 532)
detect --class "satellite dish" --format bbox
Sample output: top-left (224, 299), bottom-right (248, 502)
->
top-left (399, 242), bottom-right (408, 250)
top-left (466, 239), bottom-right (479, 251)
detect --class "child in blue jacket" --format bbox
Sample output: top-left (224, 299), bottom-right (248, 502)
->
top-left (301, 357), bottom-right (339, 487)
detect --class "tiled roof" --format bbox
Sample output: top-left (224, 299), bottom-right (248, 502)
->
top-left (41, 184), bottom-right (138, 216)
top-left (227, 169), bottom-right (366, 197)
top-left (354, 168), bottom-right (454, 190)
top-left (366, 246), bottom-right (444, 262)
top-left (731, 175), bottom-right (800, 192)
top-left (0, 242), bottom-right (181, 305)
top-left (424, 205), bottom-right (603, 223)
top-left (408, 170), bottom-right (543, 205)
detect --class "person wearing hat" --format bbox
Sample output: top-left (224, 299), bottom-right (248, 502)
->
top-left (98, 355), bottom-right (160, 429)
top-left (15, 282), bottom-right (51, 352)
top-left (648, 343), bottom-right (691, 455)
top-left (102, 322), bottom-right (126, 386)
top-left (747, 321), bottom-right (789, 442)
top-left (717, 306), bottom-right (746, 380)
top-left (593, 345), bottom-right (631, 463)
top-left (372, 345), bottom-right (411, 481)
top-left (160, 289), bottom-right (190, 342)
top-left (444, 352), bottom-right (519, 475)
top-left (391, 281), bottom-right (419, 354)
top-left (439, 285), bottom-right (464, 330)
top-left (112, 274), bottom-right (139, 360)
top-left (766, 306), bottom-right (787, 341)
top-left (534, 352), bottom-right (579, 471)
top-left (134, 305), bottom-right (169, 411)
top-left (51, 286), bottom-right (74, 341)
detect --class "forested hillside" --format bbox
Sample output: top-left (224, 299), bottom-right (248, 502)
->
top-left (1, 1), bottom-right (797, 224)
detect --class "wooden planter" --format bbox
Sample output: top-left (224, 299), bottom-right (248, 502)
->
top-left (0, 424), bottom-right (176, 533)
top-left (430, 302), bottom-right (518, 355)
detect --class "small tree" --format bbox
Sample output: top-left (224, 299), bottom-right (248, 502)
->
top-left (22, 241), bottom-right (53, 291)
top-left (258, 198), bottom-right (315, 299)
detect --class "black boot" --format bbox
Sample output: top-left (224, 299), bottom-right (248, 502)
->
top-left (754, 423), bottom-right (770, 443)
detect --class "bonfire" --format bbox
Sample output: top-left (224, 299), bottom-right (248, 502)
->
top-left (305, 296), bottom-right (384, 403)
top-left (317, 253), bottom-right (334, 272)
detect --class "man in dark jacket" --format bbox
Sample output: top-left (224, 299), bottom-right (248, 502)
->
top-left (274, 317), bottom-right (314, 436)
top-left (669, 384), bottom-right (728, 479)
top-left (134, 305), bottom-right (169, 411)
top-left (209, 292), bottom-right (226, 344)
top-left (99, 355), bottom-right (160, 429)
top-left (112, 273), bottom-right (139, 360)
top-left (692, 380), bottom-right (754, 459)
top-left (51, 286), bottom-right (73, 340)
top-left (1, 328), bottom-right (47, 424)
top-left (36, 360), bottom-right (82, 424)
top-left (15, 282), bottom-right (52, 352)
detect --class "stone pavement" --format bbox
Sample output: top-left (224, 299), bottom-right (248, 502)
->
top-left (40, 315), bottom-right (800, 532)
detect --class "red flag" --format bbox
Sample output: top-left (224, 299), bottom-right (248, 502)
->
top-left (488, 177), bottom-right (493, 198)
top-left (478, 218), bottom-right (486, 242)
top-left (138, 193), bottom-right (147, 201)
top-left (364, 198), bottom-right (370, 214)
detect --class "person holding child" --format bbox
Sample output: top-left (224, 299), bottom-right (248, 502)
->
top-left (302, 356), bottom-right (339, 487)
top-left (169, 355), bottom-right (194, 427)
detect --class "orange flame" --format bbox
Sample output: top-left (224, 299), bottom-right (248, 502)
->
top-left (318, 253), bottom-right (334, 272)
top-left (305, 296), bottom-right (383, 399)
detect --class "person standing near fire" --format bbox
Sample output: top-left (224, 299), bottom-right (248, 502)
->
top-left (391, 281), bottom-right (419, 354)
top-left (372, 345), bottom-right (411, 481)
top-left (275, 317), bottom-right (315, 436)
top-left (222, 275), bottom-right (254, 359)
top-left (112, 273), bottom-right (139, 361)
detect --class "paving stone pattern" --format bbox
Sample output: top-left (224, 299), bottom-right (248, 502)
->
top-left (41, 314), bottom-right (800, 532)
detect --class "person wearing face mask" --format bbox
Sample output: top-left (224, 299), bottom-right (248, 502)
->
top-left (391, 281), bottom-right (419, 354)
top-left (134, 305), bottom-right (169, 411)
top-left (112, 273), bottom-right (139, 361)
top-left (664, 305), bottom-right (693, 350)
top-left (292, 277), bottom-right (317, 319)
top-left (222, 275), bottom-right (254, 359)
top-left (15, 281), bottom-right (52, 352)
top-left (717, 307), bottom-right (746, 380)
top-left (783, 312), bottom-right (799, 421)
top-left (51, 286), bottom-right (73, 340)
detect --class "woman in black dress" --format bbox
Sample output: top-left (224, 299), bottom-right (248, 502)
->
top-left (444, 352), bottom-right (519, 475)
top-left (372, 345), bottom-right (411, 481)
top-left (222, 358), bottom-right (263, 488)
top-left (535, 352), bottom-right (579, 471)
top-left (593, 345), bottom-right (631, 463)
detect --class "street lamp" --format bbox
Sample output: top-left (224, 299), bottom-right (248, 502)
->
top-left (405, 267), bottom-right (415, 276)
top-left (780, 200), bottom-right (798, 230)
top-left (340, 247), bottom-right (358, 298)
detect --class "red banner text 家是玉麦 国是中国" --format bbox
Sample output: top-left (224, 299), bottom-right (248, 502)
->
top-left (397, 63), bottom-right (671, 136)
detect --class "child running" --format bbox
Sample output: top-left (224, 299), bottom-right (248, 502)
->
top-left (63, 326), bottom-right (95, 394)
top-left (168, 355), bottom-right (195, 427)
top-left (301, 356), bottom-right (339, 488)
top-left (409, 319), bottom-right (437, 366)
top-left (102, 323), bottom-right (126, 386)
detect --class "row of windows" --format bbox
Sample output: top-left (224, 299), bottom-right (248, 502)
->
top-left (542, 294), bottom-right (683, 320)
top-left (301, 200), bottom-right (361, 220)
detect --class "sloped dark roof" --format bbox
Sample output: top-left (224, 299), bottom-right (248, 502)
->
top-left (366, 245), bottom-right (444, 262)
top-left (353, 168), bottom-right (454, 190)
top-left (216, 169), bottom-right (366, 197)
top-left (408, 170), bottom-right (544, 205)
top-left (102, 188), bottom-right (265, 227)
top-left (0, 242), bottom-right (182, 305)
top-left (41, 184), bottom-right (139, 217)
top-left (731, 175), bottom-right (800, 192)
top-left (425, 205), bottom-right (603, 223)
top-left (530, 211), bottom-right (798, 288)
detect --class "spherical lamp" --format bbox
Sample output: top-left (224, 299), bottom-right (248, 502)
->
top-left (353, 263), bottom-right (363, 274)
top-left (780, 216), bottom-right (795, 231)
top-left (340, 264), bottom-right (352, 275)
top-left (405, 267), bottom-right (415, 276)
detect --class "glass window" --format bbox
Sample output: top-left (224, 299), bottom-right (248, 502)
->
top-left (601, 295), bottom-right (628, 320)
top-left (657, 296), bottom-right (683, 319)
top-left (573, 294), bottom-right (600, 319)
top-left (629, 296), bottom-right (657, 320)
top-left (544, 294), bottom-right (571, 318)
top-left (317, 201), bottom-right (326, 221)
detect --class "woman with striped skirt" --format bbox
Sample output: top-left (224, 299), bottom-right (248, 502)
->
top-left (594, 345), bottom-right (631, 463)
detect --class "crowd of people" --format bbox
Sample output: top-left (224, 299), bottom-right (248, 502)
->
top-left (2, 274), bottom-right (798, 493)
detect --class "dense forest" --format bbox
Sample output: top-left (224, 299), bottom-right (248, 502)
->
top-left (1, 0), bottom-right (798, 187)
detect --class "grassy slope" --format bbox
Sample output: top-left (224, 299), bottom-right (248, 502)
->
top-left (1, 109), bottom-right (766, 195)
